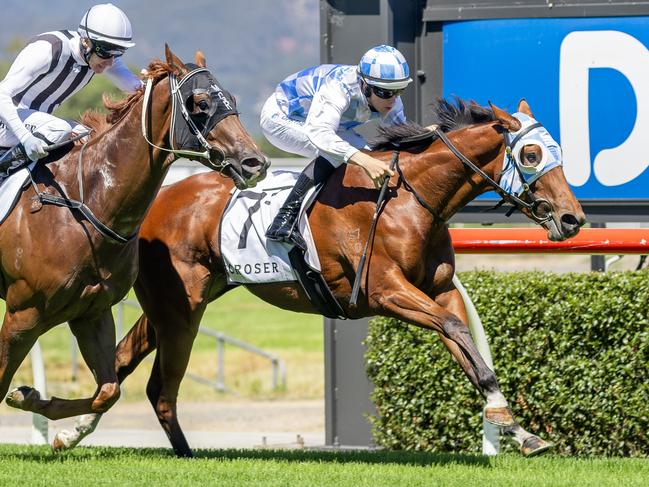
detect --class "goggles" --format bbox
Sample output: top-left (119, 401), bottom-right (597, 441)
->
top-left (92, 41), bottom-right (126, 60)
top-left (370, 85), bottom-right (403, 100)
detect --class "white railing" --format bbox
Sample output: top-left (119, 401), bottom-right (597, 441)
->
top-left (68, 299), bottom-right (286, 394)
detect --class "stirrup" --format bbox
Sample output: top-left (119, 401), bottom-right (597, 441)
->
top-left (288, 231), bottom-right (307, 251)
top-left (266, 224), bottom-right (307, 251)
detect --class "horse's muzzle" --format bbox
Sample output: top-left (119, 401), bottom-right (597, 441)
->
top-left (239, 155), bottom-right (270, 188)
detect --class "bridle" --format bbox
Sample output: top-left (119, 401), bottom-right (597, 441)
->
top-left (392, 121), bottom-right (558, 225)
top-left (27, 67), bottom-right (242, 245)
top-left (140, 66), bottom-right (238, 176)
top-left (433, 126), bottom-right (555, 224)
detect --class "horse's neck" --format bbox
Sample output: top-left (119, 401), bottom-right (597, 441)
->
top-left (70, 86), bottom-right (172, 238)
top-left (415, 124), bottom-right (504, 222)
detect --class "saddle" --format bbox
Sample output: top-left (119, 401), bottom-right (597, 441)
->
top-left (219, 170), bottom-right (348, 319)
top-left (0, 141), bottom-right (77, 187)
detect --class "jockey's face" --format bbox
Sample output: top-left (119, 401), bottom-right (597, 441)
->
top-left (368, 90), bottom-right (398, 115)
top-left (88, 53), bottom-right (115, 73)
top-left (81, 38), bottom-right (119, 73)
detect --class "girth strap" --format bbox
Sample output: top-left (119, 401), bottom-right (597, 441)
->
top-left (35, 191), bottom-right (134, 244)
top-left (29, 136), bottom-right (136, 245)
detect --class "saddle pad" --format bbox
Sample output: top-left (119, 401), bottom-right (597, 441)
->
top-left (220, 170), bottom-right (321, 284)
top-left (0, 163), bottom-right (35, 226)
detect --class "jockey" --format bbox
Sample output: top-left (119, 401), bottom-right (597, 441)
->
top-left (260, 44), bottom-right (413, 250)
top-left (0, 3), bottom-right (142, 168)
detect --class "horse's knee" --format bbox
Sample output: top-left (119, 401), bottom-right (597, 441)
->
top-left (440, 316), bottom-right (470, 341)
top-left (442, 317), bottom-right (499, 391)
top-left (90, 382), bottom-right (120, 413)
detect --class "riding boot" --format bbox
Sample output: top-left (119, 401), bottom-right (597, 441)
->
top-left (266, 172), bottom-right (316, 251)
top-left (0, 145), bottom-right (28, 185)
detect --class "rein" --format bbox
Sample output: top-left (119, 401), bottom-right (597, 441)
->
top-left (26, 67), bottom-right (245, 247)
top-left (29, 136), bottom-right (135, 245)
top-left (432, 127), bottom-right (554, 224)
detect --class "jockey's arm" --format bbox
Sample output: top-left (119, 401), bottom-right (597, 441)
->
top-left (303, 84), bottom-right (357, 166)
top-left (103, 57), bottom-right (143, 94)
top-left (304, 84), bottom-right (393, 187)
top-left (0, 41), bottom-right (52, 143)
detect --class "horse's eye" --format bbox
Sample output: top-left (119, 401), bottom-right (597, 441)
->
top-left (525, 152), bottom-right (538, 164)
top-left (198, 100), bottom-right (209, 111)
top-left (520, 146), bottom-right (540, 166)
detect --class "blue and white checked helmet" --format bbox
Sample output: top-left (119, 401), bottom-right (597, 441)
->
top-left (357, 45), bottom-right (412, 89)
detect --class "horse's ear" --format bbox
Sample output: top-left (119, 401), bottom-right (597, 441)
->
top-left (165, 43), bottom-right (185, 74)
top-left (194, 51), bottom-right (207, 68)
top-left (517, 99), bottom-right (534, 118)
top-left (489, 101), bottom-right (522, 132)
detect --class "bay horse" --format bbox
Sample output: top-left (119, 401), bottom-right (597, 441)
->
top-left (0, 46), bottom-right (268, 423)
top-left (56, 99), bottom-right (585, 457)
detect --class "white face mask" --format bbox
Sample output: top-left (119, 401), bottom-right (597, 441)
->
top-left (499, 112), bottom-right (563, 195)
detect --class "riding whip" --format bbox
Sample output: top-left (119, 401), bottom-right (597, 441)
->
top-left (350, 150), bottom-right (399, 307)
top-left (0, 131), bottom-right (91, 165)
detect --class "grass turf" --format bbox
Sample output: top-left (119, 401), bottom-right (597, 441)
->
top-left (0, 445), bottom-right (646, 486)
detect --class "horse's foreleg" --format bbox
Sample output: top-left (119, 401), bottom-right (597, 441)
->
top-left (1, 309), bottom-right (42, 406)
top-left (115, 313), bottom-right (157, 382)
top-left (11, 311), bottom-right (120, 420)
top-left (376, 274), bottom-right (515, 427)
top-left (434, 287), bottom-right (513, 424)
top-left (376, 273), bottom-right (553, 455)
top-left (53, 313), bottom-right (157, 451)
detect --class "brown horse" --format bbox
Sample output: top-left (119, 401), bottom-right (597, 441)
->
top-left (0, 46), bottom-right (268, 423)
top-left (56, 99), bottom-right (585, 457)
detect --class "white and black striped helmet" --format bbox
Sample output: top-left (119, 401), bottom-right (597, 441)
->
top-left (78, 3), bottom-right (135, 49)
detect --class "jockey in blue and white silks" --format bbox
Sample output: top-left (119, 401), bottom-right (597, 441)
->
top-left (0, 3), bottom-right (141, 169)
top-left (261, 45), bottom-right (413, 250)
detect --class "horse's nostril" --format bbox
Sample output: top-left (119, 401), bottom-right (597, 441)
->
top-left (560, 213), bottom-right (580, 234)
top-left (241, 157), bottom-right (267, 173)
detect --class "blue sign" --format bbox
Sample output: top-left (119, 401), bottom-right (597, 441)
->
top-left (442, 17), bottom-right (649, 201)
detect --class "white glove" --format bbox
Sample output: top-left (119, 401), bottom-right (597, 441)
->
top-left (20, 133), bottom-right (48, 162)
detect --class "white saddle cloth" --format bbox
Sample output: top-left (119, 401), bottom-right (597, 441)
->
top-left (0, 163), bottom-right (35, 225)
top-left (220, 170), bottom-right (321, 284)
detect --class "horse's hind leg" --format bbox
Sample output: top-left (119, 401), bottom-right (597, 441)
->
top-left (53, 313), bottom-right (157, 450)
top-left (8, 310), bottom-right (120, 420)
top-left (145, 306), bottom-right (203, 458)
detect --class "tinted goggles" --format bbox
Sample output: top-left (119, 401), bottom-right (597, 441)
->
top-left (370, 85), bottom-right (403, 99)
top-left (92, 42), bottom-right (125, 60)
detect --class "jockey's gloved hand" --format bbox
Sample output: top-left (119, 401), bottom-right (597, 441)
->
top-left (349, 151), bottom-right (395, 189)
top-left (19, 133), bottom-right (48, 162)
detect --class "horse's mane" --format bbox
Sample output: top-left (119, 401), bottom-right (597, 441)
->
top-left (81, 59), bottom-right (174, 136)
top-left (371, 97), bottom-right (496, 151)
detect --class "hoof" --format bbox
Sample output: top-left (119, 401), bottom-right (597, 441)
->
top-left (52, 430), bottom-right (76, 452)
top-left (521, 435), bottom-right (554, 457)
top-left (52, 435), bottom-right (66, 452)
top-left (6, 386), bottom-right (40, 411)
top-left (484, 406), bottom-right (516, 427)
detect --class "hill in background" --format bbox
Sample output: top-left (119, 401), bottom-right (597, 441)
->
top-left (0, 0), bottom-right (320, 137)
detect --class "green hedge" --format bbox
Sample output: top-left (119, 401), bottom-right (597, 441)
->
top-left (366, 270), bottom-right (649, 457)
